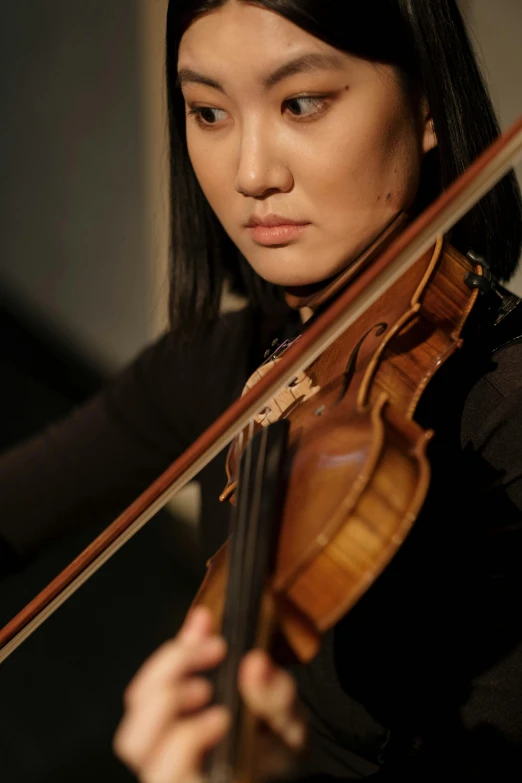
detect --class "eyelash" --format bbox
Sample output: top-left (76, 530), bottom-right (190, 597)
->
top-left (186, 95), bottom-right (331, 129)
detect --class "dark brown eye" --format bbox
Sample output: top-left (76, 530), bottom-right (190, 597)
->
top-left (284, 95), bottom-right (329, 118)
top-left (187, 106), bottom-right (227, 128)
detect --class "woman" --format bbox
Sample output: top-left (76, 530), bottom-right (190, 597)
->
top-left (110, 0), bottom-right (522, 780)
top-left (1, 0), bottom-right (521, 780)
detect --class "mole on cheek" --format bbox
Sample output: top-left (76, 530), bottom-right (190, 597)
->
top-left (386, 192), bottom-right (392, 201)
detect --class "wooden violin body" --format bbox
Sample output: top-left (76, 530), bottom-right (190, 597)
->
top-left (193, 239), bottom-right (481, 663)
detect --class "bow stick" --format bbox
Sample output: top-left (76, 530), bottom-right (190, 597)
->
top-left (0, 114), bottom-right (521, 663)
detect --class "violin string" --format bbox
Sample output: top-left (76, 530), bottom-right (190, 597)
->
top-left (212, 419), bottom-right (285, 781)
top-left (212, 422), bottom-right (249, 772)
top-left (205, 426), bottom-right (249, 783)
top-left (230, 422), bottom-right (250, 679)
top-left (228, 426), bottom-right (243, 543)
top-left (224, 426), bottom-right (242, 657)
top-left (223, 417), bottom-right (256, 760)
top-left (242, 423), bottom-right (269, 658)
top-left (234, 422), bottom-right (254, 658)
top-left (228, 419), bottom-right (269, 777)
top-left (224, 423), bottom-right (244, 690)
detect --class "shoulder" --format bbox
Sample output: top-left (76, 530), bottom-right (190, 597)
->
top-left (459, 322), bottom-right (522, 513)
top-left (477, 337), bottom-right (522, 399)
top-left (461, 336), bottom-right (522, 450)
top-left (457, 296), bottom-right (522, 445)
top-left (120, 306), bottom-right (259, 441)
top-left (135, 306), bottom-right (256, 385)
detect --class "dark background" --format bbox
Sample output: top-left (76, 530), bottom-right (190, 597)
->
top-left (0, 3), bottom-right (198, 780)
top-left (0, 284), bottom-right (201, 783)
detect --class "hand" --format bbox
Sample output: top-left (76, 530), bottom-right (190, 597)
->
top-left (113, 605), bottom-right (307, 783)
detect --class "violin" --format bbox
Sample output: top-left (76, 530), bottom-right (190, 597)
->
top-left (0, 115), bottom-right (521, 782)
top-left (196, 234), bottom-right (482, 781)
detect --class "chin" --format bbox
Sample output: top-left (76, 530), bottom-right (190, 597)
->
top-left (242, 233), bottom-right (365, 288)
top-left (255, 267), bottom-right (327, 287)
top-left (249, 256), bottom-right (347, 288)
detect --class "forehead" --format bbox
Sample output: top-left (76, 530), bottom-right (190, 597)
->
top-left (178, 1), bottom-right (347, 82)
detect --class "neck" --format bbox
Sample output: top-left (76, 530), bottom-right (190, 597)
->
top-left (284, 210), bottom-right (410, 312)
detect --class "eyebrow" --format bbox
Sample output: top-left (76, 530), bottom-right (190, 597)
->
top-left (176, 52), bottom-right (345, 93)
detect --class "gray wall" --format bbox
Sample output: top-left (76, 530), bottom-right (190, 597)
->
top-left (463, 0), bottom-right (522, 293)
top-left (0, 1), bottom-right (147, 370)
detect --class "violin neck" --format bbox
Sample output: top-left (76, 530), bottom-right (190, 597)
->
top-left (223, 418), bottom-right (289, 651)
top-left (205, 419), bottom-right (289, 783)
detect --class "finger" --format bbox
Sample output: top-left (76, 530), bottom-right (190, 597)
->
top-left (178, 605), bottom-right (216, 642)
top-left (114, 677), bottom-right (213, 773)
top-left (238, 651), bottom-right (306, 750)
top-left (124, 607), bottom-right (215, 704)
top-left (125, 634), bottom-right (226, 707)
top-left (141, 706), bottom-right (230, 783)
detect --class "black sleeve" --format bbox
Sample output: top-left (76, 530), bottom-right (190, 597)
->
top-left (0, 307), bottom-right (256, 567)
top-left (455, 364), bottom-right (522, 774)
top-left (392, 342), bottom-right (522, 778)
top-left (0, 331), bottom-right (198, 561)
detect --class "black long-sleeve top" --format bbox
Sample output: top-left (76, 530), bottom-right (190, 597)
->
top-left (1, 298), bottom-right (521, 780)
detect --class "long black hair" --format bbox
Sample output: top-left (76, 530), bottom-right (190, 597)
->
top-left (166, 0), bottom-right (522, 337)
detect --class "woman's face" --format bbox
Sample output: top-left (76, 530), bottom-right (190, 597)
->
top-left (178, 1), bottom-right (436, 287)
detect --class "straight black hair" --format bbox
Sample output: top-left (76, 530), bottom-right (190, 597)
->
top-left (166, 0), bottom-right (522, 337)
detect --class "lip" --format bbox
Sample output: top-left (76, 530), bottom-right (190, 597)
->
top-left (245, 213), bottom-right (309, 228)
top-left (245, 213), bottom-right (311, 245)
top-left (247, 223), bottom-right (310, 245)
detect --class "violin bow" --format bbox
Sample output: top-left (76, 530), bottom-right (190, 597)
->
top-left (0, 114), bottom-right (521, 663)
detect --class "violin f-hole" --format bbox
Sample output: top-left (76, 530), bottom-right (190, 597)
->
top-left (335, 322), bottom-right (387, 405)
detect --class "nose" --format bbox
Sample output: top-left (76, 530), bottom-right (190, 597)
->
top-left (234, 122), bottom-right (293, 198)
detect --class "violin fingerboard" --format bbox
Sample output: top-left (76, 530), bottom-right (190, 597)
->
top-left (204, 418), bottom-right (289, 783)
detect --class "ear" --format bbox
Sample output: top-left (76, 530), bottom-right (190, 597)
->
top-left (421, 98), bottom-right (437, 154)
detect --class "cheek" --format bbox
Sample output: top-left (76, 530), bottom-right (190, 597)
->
top-left (187, 136), bottom-right (234, 221)
top-left (315, 123), bottom-right (421, 216)
top-left (298, 87), bottom-right (423, 220)
top-left (187, 136), bottom-right (211, 191)
top-left (374, 117), bottom-right (424, 203)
